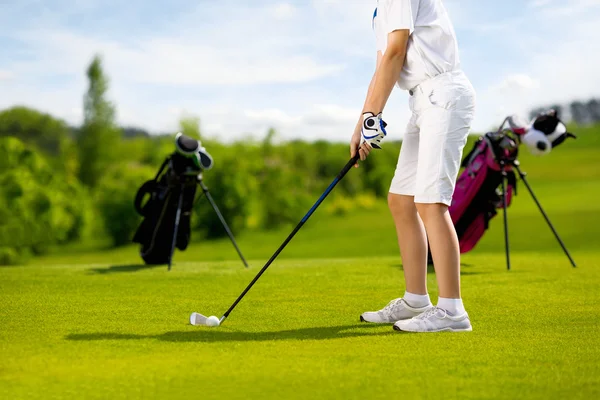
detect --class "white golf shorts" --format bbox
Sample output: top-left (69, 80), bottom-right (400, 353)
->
top-left (389, 70), bottom-right (476, 206)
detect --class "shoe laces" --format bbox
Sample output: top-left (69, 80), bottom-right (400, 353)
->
top-left (415, 306), bottom-right (446, 320)
top-left (382, 298), bottom-right (405, 315)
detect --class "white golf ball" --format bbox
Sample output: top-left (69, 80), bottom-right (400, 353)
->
top-left (206, 316), bottom-right (220, 327)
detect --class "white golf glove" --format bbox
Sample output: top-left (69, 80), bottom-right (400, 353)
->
top-left (362, 112), bottom-right (387, 149)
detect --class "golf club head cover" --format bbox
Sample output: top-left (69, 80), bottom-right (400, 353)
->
top-left (362, 112), bottom-right (387, 149)
top-left (522, 109), bottom-right (576, 156)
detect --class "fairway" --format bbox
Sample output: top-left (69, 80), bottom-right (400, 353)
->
top-left (1, 250), bottom-right (600, 399)
top-left (3, 1), bottom-right (600, 398)
top-left (3, 126), bottom-right (600, 399)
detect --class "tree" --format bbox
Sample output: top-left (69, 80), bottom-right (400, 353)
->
top-left (570, 101), bottom-right (589, 125)
top-left (529, 104), bottom-right (563, 121)
top-left (178, 115), bottom-right (202, 140)
top-left (0, 106), bottom-right (71, 155)
top-left (76, 55), bottom-right (121, 187)
top-left (0, 136), bottom-right (96, 265)
top-left (122, 127), bottom-right (150, 138)
top-left (0, 106), bottom-right (80, 179)
top-left (586, 98), bottom-right (600, 124)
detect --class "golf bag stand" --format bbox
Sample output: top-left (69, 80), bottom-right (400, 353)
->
top-left (196, 175), bottom-right (249, 269)
top-left (499, 160), bottom-right (511, 270)
top-left (436, 111), bottom-right (577, 270)
top-left (133, 133), bottom-right (248, 270)
top-left (508, 160), bottom-right (577, 268)
top-left (466, 148), bottom-right (576, 271)
top-left (168, 182), bottom-right (186, 271)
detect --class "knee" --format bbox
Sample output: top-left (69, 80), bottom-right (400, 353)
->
top-left (388, 193), bottom-right (416, 220)
top-left (415, 203), bottom-right (448, 224)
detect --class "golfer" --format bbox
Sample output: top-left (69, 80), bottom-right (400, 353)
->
top-left (352, 0), bottom-right (476, 332)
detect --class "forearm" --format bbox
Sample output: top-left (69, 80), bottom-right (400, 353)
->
top-left (364, 52), bottom-right (406, 114)
top-left (355, 71), bottom-right (379, 131)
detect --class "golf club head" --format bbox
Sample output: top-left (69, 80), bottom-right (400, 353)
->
top-left (190, 312), bottom-right (208, 326)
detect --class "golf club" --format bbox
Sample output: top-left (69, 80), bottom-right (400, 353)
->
top-left (190, 151), bottom-right (362, 327)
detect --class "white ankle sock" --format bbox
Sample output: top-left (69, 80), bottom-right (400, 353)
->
top-left (403, 291), bottom-right (432, 308)
top-left (437, 297), bottom-right (466, 315)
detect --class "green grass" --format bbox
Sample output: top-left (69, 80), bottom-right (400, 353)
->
top-left (2, 125), bottom-right (600, 399)
top-left (1, 253), bottom-right (599, 399)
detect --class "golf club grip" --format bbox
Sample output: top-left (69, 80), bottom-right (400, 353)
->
top-left (222, 154), bottom-right (361, 318)
top-left (340, 154), bottom-right (361, 179)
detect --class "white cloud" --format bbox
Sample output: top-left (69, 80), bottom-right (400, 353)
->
top-left (0, 80), bottom-right (84, 125)
top-left (240, 105), bottom-right (356, 141)
top-left (527, 0), bottom-right (600, 16)
top-left (245, 108), bottom-right (302, 126)
top-left (0, 70), bottom-right (13, 80)
top-left (1, 0), bottom-right (600, 141)
top-left (271, 3), bottom-right (297, 20)
top-left (304, 104), bottom-right (358, 126)
top-left (0, 1), bottom-right (372, 140)
top-left (529, 0), bottom-right (553, 8)
top-left (463, 0), bottom-right (600, 132)
top-left (494, 74), bottom-right (540, 93)
top-left (13, 29), bottom-right (343, 87)
top-left (207, 100), bottom-right (410, 144)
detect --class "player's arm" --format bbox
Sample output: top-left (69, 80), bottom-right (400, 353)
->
top-left (352, 30), bottom-right (409, 163)
top-left (351, 51), bottom-right (383, 163)
top-left (364, 29), bottom-right (409, 114)
top-left (362, 51), bottom-right (384, 115)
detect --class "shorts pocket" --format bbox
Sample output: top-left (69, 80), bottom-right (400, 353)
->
top-left (428, 85), bottom-right (474, 112)
top-left (428, 88), bottom-right (457, 110)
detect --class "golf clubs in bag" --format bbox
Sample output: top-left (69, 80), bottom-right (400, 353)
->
top-left (132, 133), bottom-right (248, 269)
top-left (428, 110), bottom-right (577, 269)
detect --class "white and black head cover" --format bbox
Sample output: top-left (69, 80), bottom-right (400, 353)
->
top-left (175, 132), bottom-right (214, 170)
top-left (521, 110), bottom-right (576, 156)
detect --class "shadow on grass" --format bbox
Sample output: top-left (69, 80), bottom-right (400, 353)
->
top-left (65, 324), bottom-right (394, 343)
top-left (88, 264), bottom-right (165, 274)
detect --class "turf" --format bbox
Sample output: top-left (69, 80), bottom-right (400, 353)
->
top-left (1, 252), bottom-right (599, 400)
top-left (2, 126), bottom-right (600, 399)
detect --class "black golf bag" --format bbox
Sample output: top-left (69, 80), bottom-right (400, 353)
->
top-left (132, 133), bottom-right (213, 265)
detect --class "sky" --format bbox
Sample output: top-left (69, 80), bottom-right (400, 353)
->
top-left (1, 0), bottom-right (599, 143)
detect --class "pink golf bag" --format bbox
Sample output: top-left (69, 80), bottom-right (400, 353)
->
top-left (450, 132), bottom-right (518, 254)
top-left (437, 110), bottom-right (577, 270)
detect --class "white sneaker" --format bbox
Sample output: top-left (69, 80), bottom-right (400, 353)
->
top-left (393, 307), bottom-right (472, 332)
top-left (360, 298), bottom-right (434, 324)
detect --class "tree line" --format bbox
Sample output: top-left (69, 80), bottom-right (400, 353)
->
top-left (529, 98), bottom-right (600, 126)
top-left (0, 55), bottom-right (400, 265)
top-left (2, 54), bottom-right (597, 266)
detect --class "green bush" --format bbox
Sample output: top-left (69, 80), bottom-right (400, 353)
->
top-left (194, 141), bottom-right (262, 238)
top-left (95, 163), bottom-right (157, 246)
top-left (0, 137), bottom-right (94, 264)
top-left (0, 106), bottom-right (71, 156)
top-left (0, 103), bottom-right (421, 262)
top-left (0, 247), bottom-right (26, 266)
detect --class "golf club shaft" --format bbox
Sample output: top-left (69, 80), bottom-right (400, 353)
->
top-left (199, 181), bottom-right (249, 268)
top-left (221, 154), bottom-right (361, 321)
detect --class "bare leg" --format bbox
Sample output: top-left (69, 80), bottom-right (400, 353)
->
top-left (388, 193), bottom-right (428, 295)
top-left (415, 203), bottom-right (461, 299)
